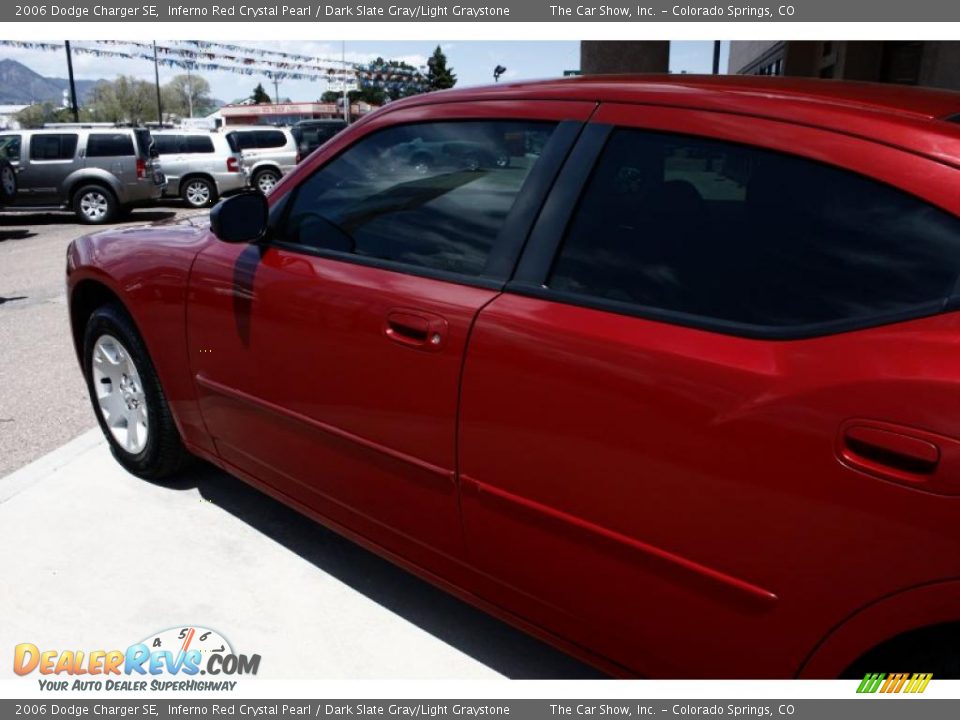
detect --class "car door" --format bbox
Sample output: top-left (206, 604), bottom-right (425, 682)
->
top-left (153, 134), bottom-right (186, 192)
top-left (187, 101), bottom-right (592, 561)
top-left (84, 132), bottom-right (137, 193)
top-left (18, 133), bottom-right (78, 205)
top-left (458, 105), bottom-right (960, 677)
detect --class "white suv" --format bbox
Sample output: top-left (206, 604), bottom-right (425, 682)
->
top-left (222, 126), bottom-right (297, 194)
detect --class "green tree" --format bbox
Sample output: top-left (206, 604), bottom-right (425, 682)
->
top-left (88, 76), bottom-right (156, 124)
top-left (322, 57), bottom-right (426, 106)
top-left (161, 74), bottom-right (215, 118)
top-left (250, 83), bottom-right (271, 104)
top-left (426, 45), bottom-right (456, 91)
top-left (15, 103), bottom-right (80, 128)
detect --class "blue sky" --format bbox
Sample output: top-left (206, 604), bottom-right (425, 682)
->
top-left (1, 40), bottom-right (731, 107)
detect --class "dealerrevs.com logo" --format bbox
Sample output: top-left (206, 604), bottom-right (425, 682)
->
top-left (14, 626), bottom-right (260, 691)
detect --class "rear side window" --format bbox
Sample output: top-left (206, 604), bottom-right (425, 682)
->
top-left (549, 129), bottom-right (960, 333)
top-left (86, 133), bottom-right (135, 157)
top-left (184, 135), bottom-right (215, 154)
top-left (153, 135), bottom-right (183, 155)
top-left (29, 134), bottom-right (78, 161)
top-left (0, 134), bottom-right (21, 161)
top-left (228, 132), bottom-right (256, 150)
top-left (254, 130), bottom-right (287, 149)
top-left (282, 120), bottom-right (557, 278)
top-left (134, 129), bottom-right (155, 158)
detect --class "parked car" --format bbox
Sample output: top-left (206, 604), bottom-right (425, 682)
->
top-left (223, 126), bottom-right (296, 194)
top-left (67, 76), bottom-right (960, 678)
top-left (151, 130), bottom-right (247, 208)
top-left (0, 127), bottom-right (163, 223)
top-left (382, 136), bottom-right (511, 173)
top-left (0, 157), bottom-right (16, 207)
top-left (291, 119), bottom-right (348, 163)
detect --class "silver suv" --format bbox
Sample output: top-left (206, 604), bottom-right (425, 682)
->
top-left (152, 130), bottom-right (247, 208)
top-left (0, 127), bottom-right (164, 224)
top-left (223, 126), bottom-right (296, 194)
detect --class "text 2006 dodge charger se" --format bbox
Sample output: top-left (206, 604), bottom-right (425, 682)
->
top-left (67, 76), bottom-right (960, 678)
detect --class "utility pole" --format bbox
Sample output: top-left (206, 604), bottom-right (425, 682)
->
top-left (272, 74), bottom-right (280, 105)
top-left (64, 41), bottom-right (79, 122)
top-left (342, 40), bottom-right (349, 124)
top-left (152, 41), bottom-right (163, 124)
top-left (712, 41), bottom-right (722, 74)
top-left (186, 62), bottom-right (194, 118)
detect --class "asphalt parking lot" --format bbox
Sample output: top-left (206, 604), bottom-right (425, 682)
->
top-left (0, 205), bottom-right (602, 679)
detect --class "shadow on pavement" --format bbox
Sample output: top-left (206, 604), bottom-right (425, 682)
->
top-left (0, 229), bottom-right (35, 242)
top-left (0, 210), bottom-right (178, 226)
top-left (161, 462), bottom-right (608, 680)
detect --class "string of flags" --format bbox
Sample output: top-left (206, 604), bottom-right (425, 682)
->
top-left (0, 39), bottom-right (429, 91)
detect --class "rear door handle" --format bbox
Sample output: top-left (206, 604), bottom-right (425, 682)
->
top-left (384, 309), bottom-right (447, 352)
top-left (835, 419), bottom-right (960, 494)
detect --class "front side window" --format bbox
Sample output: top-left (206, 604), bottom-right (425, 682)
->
top-left (549, 129), bottom-right (960, 332)
top-left (29, 134), bottom-right (78, 161)
top-left (86, 133), bottom-right (135, 157)
top-left (281, 120), bottom-right (557, 278)
top-left (0, 134), bottom-right (21, 162)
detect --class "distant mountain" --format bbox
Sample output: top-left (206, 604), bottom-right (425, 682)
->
top-left (0, 58), bottom-right (102, 105)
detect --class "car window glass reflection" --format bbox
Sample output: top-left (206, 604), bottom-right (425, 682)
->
top-left (283, 121), bottom-right (556, 277)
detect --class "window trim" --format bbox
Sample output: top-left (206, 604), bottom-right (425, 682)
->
top-left (263, 118), bottom-right (586, 287)
top-left (508, 121), bottom-right (960, 341)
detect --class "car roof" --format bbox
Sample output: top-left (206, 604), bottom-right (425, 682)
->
top-left (396, 74), bottom-right (960, 121)
top-left (381, 74), bottom-right (960, 166)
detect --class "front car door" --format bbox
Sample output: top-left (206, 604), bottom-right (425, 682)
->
top-left (458, 105), bottom-right (960, 677)
top-left (187, 101), bottom-right (592, 565)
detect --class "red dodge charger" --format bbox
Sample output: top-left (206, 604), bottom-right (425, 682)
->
top-left (67, 75), bottom-right (960, 678)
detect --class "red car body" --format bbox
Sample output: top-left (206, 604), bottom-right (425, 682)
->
top-left (67, 76), bottom-right (960, 678)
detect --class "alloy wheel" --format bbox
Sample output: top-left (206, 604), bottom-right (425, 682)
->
top-left (79, 190), bottom-right (109, 222)
top-left (184, 180), bottom-right (212, 207)
top-left (91, 334), bottom-right (149, 455)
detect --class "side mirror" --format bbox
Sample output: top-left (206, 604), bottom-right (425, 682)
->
top-left (210, 191), bottom-right (268, 243)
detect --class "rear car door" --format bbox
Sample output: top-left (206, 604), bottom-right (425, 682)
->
top-left (458, 105), bottom-right (960, 677)
top-left (187, 101), bottom-right (592, 563)
top-left (84, 132), bottom-right (137, 192)
top-left (19, 133), bottom-right (77, 205)
top-left (153, 134), bottom-right (186, 192)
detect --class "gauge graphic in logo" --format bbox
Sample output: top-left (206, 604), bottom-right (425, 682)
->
top-left (138, 626), bottom-right (233, 672)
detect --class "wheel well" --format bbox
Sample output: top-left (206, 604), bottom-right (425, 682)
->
top-left (252, 165), bottom-right (280, 178)
top-left (841, 622), bottom-right (960, 679)
top-left (70, 180), bottom-right (116, 205)
top-left (180, 172), bottom-right (215, 189)
top-left (69, 280), bottom-right (123, 362)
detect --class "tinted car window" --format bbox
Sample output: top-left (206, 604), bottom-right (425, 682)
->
top-left (283, 120), bottom-right (556, 277)
top-left (86, 133), bottom-right (135, 157)
top-left (0, 134), bottom-right (21, 161)
top-left (29, 134), bottom-right (78, 161)
top-left (255, 130), bottom-right (287, 149)
top-left (549, 129), bottom-right (960, 332)
top-left (153, 135), bottom-right (183, 155)
top-left (228, 132), bottom-right (256, 150)
top-left (184, 135), bottom-right (215, 154)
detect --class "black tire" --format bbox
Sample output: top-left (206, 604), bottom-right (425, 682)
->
top-left (82, 303), bottom-right (189, 480)
top-left (73, 184), bottom-right (118, 224)
top-left (180, 176), bottom-right (218, 208)
top-left (0, 159), bottom-right (17, 205)
top-left (841, 624), bottom-right (960, 679)
top-left (252, 168), bottom-right (280, 194)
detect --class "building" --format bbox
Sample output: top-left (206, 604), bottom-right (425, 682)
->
top-left (219, 101), bottom-right (370, 126)
top-left (0, 105), bottom-right (29, 130)
top-left (728, 41), bottom-right (960, 90)
top-left (580, 41), bottom-right (670, 75)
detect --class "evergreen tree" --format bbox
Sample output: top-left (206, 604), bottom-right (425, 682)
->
top-left (250, 83), bottom-right (272, 104)
top-left (426, 45), bottom-right (456, 91)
